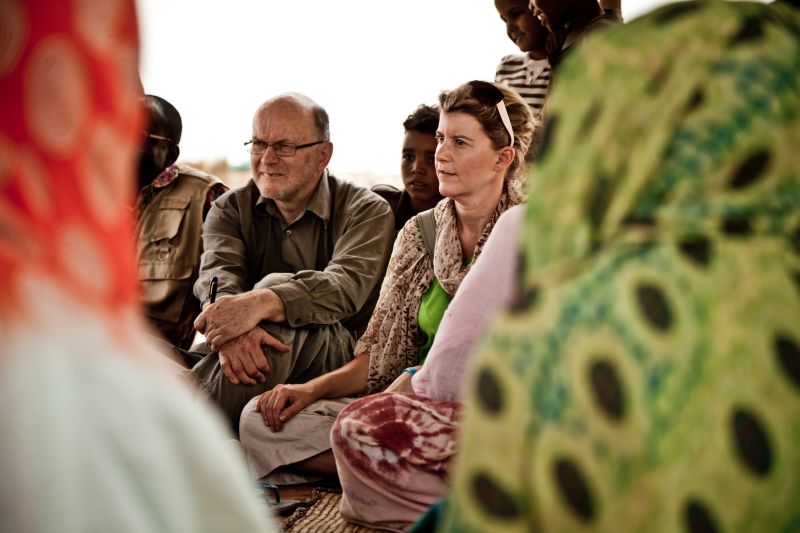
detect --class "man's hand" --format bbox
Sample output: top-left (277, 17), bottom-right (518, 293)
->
top-left (217, 327), bottom-right (290, 386)
top-left (195, 289), bottom-right (286, 351)
top-left (254, 382), bottom-right (317, 433)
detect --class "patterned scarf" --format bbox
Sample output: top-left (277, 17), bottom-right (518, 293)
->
top-left (362, 180), bottom-right (523, 393)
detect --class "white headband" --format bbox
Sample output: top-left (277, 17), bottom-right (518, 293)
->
top-left (495, 100), bottom-right (514, 147)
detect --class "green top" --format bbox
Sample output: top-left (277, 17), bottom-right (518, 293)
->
top-left (416, 277), bottom-right (452, 363)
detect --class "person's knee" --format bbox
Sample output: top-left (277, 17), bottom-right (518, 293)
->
top-left (238, 396), bottom-right (263, 445)
top-left (329, 410), bottom-right (348, 452)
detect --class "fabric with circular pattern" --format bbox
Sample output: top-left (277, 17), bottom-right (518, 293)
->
top-left (0, 3), bottom-right (277, 533)
top-left (441, 2), bottom-right (800, 532)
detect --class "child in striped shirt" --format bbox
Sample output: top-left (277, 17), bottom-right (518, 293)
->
top-left (494, 0), bottom-right (552, 121)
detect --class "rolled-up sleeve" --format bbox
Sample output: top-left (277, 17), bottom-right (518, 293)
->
top-left (268, 193), bottom-right (393, 327)
top-left (193, 190), bottom-right (250, 306)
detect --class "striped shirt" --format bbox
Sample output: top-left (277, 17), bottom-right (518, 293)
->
top-left (495, 54), bottom-right (551, 120)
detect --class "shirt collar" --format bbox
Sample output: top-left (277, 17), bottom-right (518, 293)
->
top-left (150, 164), bottom-right (179, 188)
top-left (256, 169), bottom-right (331, 223)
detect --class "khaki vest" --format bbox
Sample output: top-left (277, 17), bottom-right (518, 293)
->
top-left (137, 165), bottom-right (221, 349)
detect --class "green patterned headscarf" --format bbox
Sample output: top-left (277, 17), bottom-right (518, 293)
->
top-left (442, 2), bottom-right (800, 532)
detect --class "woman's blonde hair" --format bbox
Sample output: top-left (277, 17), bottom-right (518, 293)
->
top-left (438, 81), bottom-right (535, 187)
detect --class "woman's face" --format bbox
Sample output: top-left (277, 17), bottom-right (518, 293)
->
top-left (401, 130), bottom-right (441, 206)
top-left (434, 111), bottom-right (505, 202)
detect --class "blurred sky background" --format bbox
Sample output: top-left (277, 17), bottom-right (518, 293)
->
top-left (137, 1), bottom-right (696, 184)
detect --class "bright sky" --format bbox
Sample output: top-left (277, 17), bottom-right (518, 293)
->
top-left (137, 1), bottom-right (673, 180)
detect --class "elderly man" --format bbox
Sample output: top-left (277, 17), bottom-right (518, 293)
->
top-left (137, 95), bottom-right (227, 350)
top-left (188, 93), bottom-right (393, 428)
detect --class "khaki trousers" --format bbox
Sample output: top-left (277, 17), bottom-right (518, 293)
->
top-left (186, 321), bottom-right (355, 433)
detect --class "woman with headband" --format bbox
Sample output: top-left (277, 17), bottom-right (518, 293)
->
top-left (238, 81), bottom-right (534, 492)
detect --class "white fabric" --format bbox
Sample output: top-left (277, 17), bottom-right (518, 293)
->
top-left (0, 284), bottom-right (276, 533)
top-left (240, 397), bottom-right (353, 485)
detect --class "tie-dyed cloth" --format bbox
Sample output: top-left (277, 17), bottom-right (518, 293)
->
top-left (332, 393), bottom-right (461, 532)
top-left (442, 2), bottom-right (800, 532)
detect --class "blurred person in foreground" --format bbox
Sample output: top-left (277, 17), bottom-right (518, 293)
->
top-left (372, 104), bottom-right (443, 233)
top-left (186, 93), bottom-right (394, 430)
top-left (0, 0), bottom-right (275, 531)
top-left (136, 94), bottom-right (227, 350)
top-left (437, 1), bottom-right (800, 531)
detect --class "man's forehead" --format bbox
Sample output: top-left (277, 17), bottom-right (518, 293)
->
top-left (252, 101), bottom-right (314, 136)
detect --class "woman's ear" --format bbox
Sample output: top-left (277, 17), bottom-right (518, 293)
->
top-left (495, 146), bottom-right (515, 172)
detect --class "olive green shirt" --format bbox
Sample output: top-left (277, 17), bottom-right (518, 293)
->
top-left (194, 170), bottom-right (393, 334)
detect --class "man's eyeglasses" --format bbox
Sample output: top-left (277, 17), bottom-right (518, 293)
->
top-left (244, 139), bottom-right (326, 157)
top-left (467, 80), bottom-right (515, 147)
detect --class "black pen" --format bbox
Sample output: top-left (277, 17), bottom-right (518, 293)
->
top-left (208, 276), bottom-right (218, 304)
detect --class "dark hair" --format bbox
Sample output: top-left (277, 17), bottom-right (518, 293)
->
top-left (144, 94), bottom-right (182, 144)
top-left (438, 81), bottom-right (534, 183)
top-left (310, 103), bottom-right (330, 140)
top-left (403, 104), bottom-right (439, 135)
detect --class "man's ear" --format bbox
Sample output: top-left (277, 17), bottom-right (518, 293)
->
top-left (495, 146), bottom-right (515, 172)
top-left (319, 141), bottom-right (333, 169)
top-left (166, 144), bottom-right (180, 167)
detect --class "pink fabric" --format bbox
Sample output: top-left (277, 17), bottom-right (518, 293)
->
top-left (412, 204), bottom-right (523, 402)
top-left (331, 205), bottom-right (524, 530)
top-left (331, 393), bottom-right (460, 532)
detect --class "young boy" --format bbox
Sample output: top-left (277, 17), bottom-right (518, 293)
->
top-left (494, 0), bottom-right (552, 120)
top-left (372, 104), bottom-right (442, 232)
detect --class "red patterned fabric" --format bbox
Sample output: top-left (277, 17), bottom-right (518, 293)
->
top-left (330, 393), bottom-right (460, 530)
top-left (0, 0), bottom-right (142, 329)
top-left (0, 4), bottom-right (277, 532)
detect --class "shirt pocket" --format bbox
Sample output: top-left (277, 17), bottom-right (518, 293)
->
top-left (139, 195), bottom-right (193, 281)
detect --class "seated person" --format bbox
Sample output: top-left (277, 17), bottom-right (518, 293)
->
top-left (494, 0), bottom-right (552, 119)
top-left (437, 2), bottom-right (800, 531)
top-left (0, 1), bottom-right (275, 531)
top-left (184, 93), bottom-right (395, 429)
top-left (529, 0), bottom-right (621, 69)
top-left (372, 104), bottom-right (443, 232)
top-left (238, 80), bottom-right (535, 485)
top-left (136, 95), bottom-right (227, 350)
top-left (330, 204), bottom-right (525, 531)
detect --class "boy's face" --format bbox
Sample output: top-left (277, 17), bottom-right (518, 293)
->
top-left (495, 0), bottom-right (548, 54)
